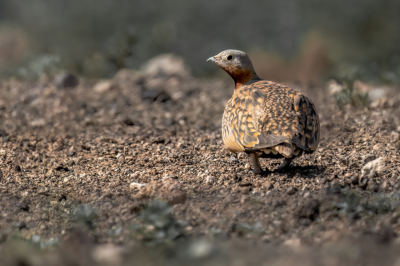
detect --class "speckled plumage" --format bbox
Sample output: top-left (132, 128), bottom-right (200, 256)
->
top-left (208, 49), bottom-right (320, 173)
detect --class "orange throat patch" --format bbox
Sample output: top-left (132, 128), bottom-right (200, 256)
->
top-left (223, 66), bottom-right (254, 90)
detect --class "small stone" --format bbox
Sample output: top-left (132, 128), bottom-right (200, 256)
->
top-left (330, 179), bottom-right (341, 189)
top-left (188, 240), bottom-right (213, 259)
top-left (368, 182), bottom-right (379, 192)
top-left (92, 244), bottom-right (125, 266)
top-left (287, 186), bottom-right (297, 195)
top-left (143, 54), bottom-right (191, 79)
top-left (264, 182), bottom-right (273, 190)
top-left (359, 177), bottom-right (368, 189)
top-left (176, 142), bottom-right (186, 149)
top-left (130, 203), bottom-right (146, 214)
top-left (18, 202), bottom-right (30, 212)
top-left (261, 235), bottom-right (270, 243)
top-left (369, 87), bottom-right (388, 102)
top-left (123, 117), bottom-right (135, 126)
top-left (283, 238), bottom-right (301, 248)
top-left (361, 157), bottom-right (384, 178)
top-left (391, 132), bottom-right (400, 142)
top-left (237, 153), bottom-right (247, 160)
top-left (93, 80), bottom-right (114, 93)
top-left (373, 143), bottom-right (383, 150)
top-left (245, 164), bottom-right (251, 170)
top-left (328, 79), bottom-right (343, 96)
top-left (54, 72), bottom-right (79, 89)
top-left (205, 176), bottom-right (214, 184)
top-left (381, 181), bottom-right (388, 190)
top-left (240, 195), bottom-right (249, 204)
top-left (63, 200), bottom-right (73, 208)
top-left (130, 182), bottom-right (146, 189)
top-left (295, 199), bottom-right (320, 223)
top-left (14, 165), bottom-right (22, 172)
top-left (15, 221), bottom-right (27, 230)
top-left (228, 156), bottom-right (238, 163)
top-left (350, 175), bottom-right (359, 185)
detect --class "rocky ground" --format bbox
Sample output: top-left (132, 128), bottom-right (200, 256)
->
top-left (1, 55), bottom-right (400, 265)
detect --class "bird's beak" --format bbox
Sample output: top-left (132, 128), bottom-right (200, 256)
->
top-left (207, 56), bottom-right (216, 63)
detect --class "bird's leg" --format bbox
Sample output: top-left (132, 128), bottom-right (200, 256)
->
top-left (249, 152), bottom-right (264, 174)
top-left (277, 157), bottom-right (294, 170)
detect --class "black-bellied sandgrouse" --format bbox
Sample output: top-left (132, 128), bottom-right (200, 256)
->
top-left (207, 49), bottom-right (320, 174)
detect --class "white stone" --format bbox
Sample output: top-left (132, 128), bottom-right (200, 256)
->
top-left (93, 80), bottom-right (114, 93)
top-left (361, 157), bottom-right (384, 178)
top-left (92, 244), bottom-right (125, 266)
top-left (205, 176), bottom-right (214, 184)
top-left (188, 240), bottom-right (213, 259)
top-left (130, 182), bottom-right (146, 189)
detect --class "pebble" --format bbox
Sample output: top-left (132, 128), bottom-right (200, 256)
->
top-left (205, 176), bottom-right (214, 184)
top-left (359, 177), bottom-right (368, 189)
top-left (361, 157), bottom-right (384, 178)
top-left (18, 202), bottom-right (30, 212)
top-left (92, 244), bottom-right (125, 265)
top-left (130, 182), bottom-right (146, 189)
top-left (350, 175), bottom-right (359, 185)
top-left (15, 221), bottom-right (27, 230)
top-left (228, 156), bottom-right (238, 163)
top-left (391, 131), bottom-right (400, 142)
top-left (42, 214), bottom-right (49, 221)
top-left (283, 238), bottom-right (301, 248)
top-left (264, 182), bottom-right (274, 190)
top-left (93, 80), bottom-right (114, 93)
top-left (245, 164), bottom-right (251, 170)
top-left (287, 186), bottom-right (297, 195)
top-left (188, 240), bottom-right (214, 259)
top-left (381, 181), bottom-right (389, 190)
top-left (54, 72), bottom-right (79, 89)
top-left (237, 153), bottom-right (247, 159)
top-left (62, 200), bottom-right (73, 208)
top-left (368, 182), bottom-right (379, 192)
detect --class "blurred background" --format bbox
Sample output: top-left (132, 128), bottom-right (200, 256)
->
top-left (0, 0), bottom-right (400, 84)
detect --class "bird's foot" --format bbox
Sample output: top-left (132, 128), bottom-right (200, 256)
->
top-left (276, 158), bottom-right (294, 171)
top-left (250, 169), bottom-right (270, 175)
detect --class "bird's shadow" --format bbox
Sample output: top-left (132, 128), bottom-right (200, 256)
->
top-left (262, 164), bottom-right (325, 179)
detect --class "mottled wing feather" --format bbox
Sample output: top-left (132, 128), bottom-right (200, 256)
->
top-left (291, 93), bottom-right (320, 153)
top-left (222, 80), bottom-right (320, 157)
top-left (222, 86), bottom-right (287, 153)
top-left (245, 134), bottom-right (288, 152)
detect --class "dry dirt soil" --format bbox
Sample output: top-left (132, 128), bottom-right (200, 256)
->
top-left (1, 59), bottom-right (400, 265)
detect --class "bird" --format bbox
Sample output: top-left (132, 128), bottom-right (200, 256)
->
top-left (207, 49), bottom-right (320, 174)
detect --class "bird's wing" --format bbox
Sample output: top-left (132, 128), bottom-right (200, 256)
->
top-left (290, 92), bottom-right (320, 152)
top-left (222, 84), bottom-right (288, 153)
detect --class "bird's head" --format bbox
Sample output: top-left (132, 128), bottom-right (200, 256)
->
top-left (207, 49), bottom-right (260, 89)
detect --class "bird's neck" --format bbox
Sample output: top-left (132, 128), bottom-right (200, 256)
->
top-left (233, 69), bottom-right (261, 90)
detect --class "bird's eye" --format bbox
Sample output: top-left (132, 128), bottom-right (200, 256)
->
top-left (227, 55), bottom-right (233, 60)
